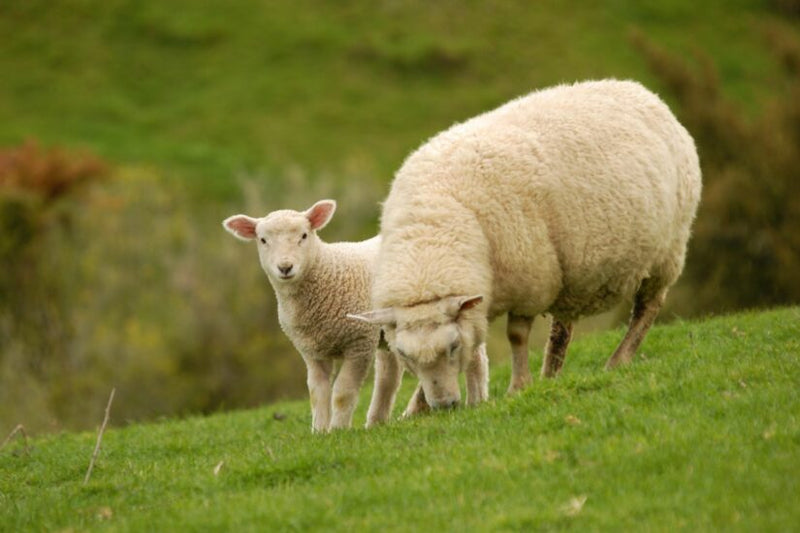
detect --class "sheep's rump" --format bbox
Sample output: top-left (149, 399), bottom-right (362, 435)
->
top-left (379, 79), bottom-right (701, 320)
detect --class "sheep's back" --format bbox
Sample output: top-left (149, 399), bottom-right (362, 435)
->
top-left (385, 79), bottom-right (701, 319)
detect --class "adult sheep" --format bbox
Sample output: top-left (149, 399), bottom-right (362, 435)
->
top-left (224, 200), bottom-right (401, 431)
top-left (350, 79), bottom-right (702, 410)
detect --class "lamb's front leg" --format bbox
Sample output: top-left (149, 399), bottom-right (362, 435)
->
top-left (305, 358), bottom-right (333, 433)
top-left (402, 383), bottom-right (430, 418)
top-left (330, 354), bottom-right (370, 430)
top-left (466, 342), bottom-right (489, 405)
top-left (366, 347), bottom-right (403, 428)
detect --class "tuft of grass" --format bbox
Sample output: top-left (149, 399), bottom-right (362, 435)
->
top-left (1, 307), bottom-right (798, 530)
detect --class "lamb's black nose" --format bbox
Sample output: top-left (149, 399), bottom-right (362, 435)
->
top-left (278, 264), bottom-right (293, 275)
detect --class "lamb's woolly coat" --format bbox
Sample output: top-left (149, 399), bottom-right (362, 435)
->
top-left (273, 238), bottom-right (381, 361)
top-left (374, 79), bottom-right (701, 324)
top-left (225, 204), bottom-right (397, 431)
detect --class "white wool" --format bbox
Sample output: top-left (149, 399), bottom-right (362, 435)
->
top-left (365, 79), bottom-right (702, 408)
top-left (224, 201), bottom-right (393, 432)
top-left (375, 79), bottom-right (701, 322)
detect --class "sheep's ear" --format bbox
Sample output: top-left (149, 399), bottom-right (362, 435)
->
top-left (306, 199), bottom-right (337, 231)
top-left (441, 295), bottom-right (484, 318)
top-left (223, 215), bottom-right (259, 241)
top-left (347, 308), bottom-right (396, 326)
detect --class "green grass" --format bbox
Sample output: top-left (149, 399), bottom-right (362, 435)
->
top-left (0, 0), bottom-right (795, 198)
top-left (2, 307), bottom-right (798, 531)
top-left (2, 3), bottom-right (799, 525)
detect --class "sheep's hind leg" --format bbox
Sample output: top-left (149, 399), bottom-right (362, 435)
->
top-left (507, 313), bottom-right (533, 393)
top-left (306, 358), bottom-right (334, 433)
top-left (541, 318), bottom-right (573, 378)
top-left (330, 354), bottom-right (370, 430)
top-left (605, 279), bottom-right (668, 369)
top-left (366, 347), bottom-right (403, 428)
top-left (466, 343), bottom-right (489, 405)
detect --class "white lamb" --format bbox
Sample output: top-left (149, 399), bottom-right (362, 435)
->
top-left (223, 200), bottom-right (400, 432)
top-left (350, 79), bottom-right (702, 410)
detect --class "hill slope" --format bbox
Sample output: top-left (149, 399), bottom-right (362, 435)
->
top-left (2, 307), bottom-right (798, 531)
top-left (2, 1), bottom-right (799, 433)
top-left (0, 0), bottom-right (794, 196)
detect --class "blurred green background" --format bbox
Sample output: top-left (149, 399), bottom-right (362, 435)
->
top-left (1, 0), bottom-right (798, 434)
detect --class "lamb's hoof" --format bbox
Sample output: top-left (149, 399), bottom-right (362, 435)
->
top-left (364, 415), bottom-right (387, 429)
top-left (401, 403), bottom-right (431, 418)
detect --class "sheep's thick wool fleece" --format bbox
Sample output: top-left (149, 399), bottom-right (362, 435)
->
top-left (374, 79), bottom-right (701, 321)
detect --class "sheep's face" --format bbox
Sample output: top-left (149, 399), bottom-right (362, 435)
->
top-left (350, 295), bottom-right (484, 409)
top-left (223, 200), bottom-right (336, 284)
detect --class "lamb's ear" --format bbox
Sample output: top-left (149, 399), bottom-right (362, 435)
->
top-left (441, 295), bottom-right (484, 318)
top-left (306, 199), bottom-right (337, 231)
top-left (347, 308), bottom-right (396, 326)
top-left (223, 215), bottom-right (259, 241)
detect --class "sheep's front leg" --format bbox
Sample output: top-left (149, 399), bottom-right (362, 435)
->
top-left (366, 347), bottom-right (403, 428)
top-left (541, 318), bottom-right (573, 377)
top-left (507, 313), bottom-right (533, 393)
top-left (305, 358), bottom-right (333, 433)
top-left (402, 383), bottom-right (430, 418)
top-left (466, 342), bottom-right (489, 405)
top-left (330, 355), bottom-right (370, 430)
top-left (605, 281), bottom-right (667, 369)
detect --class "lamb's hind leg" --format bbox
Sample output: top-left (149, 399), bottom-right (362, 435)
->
top-left (330, 354), bottom-right (370, 430)
top-left (402, 383), bottom-right (430, 418)
top-left (541, 318), bottom-right (574, 378)
top-left (605, 278), bottom-right (668, 369)
top-left (366, 347), bottom-right (403, 428)
top-left (507, 313), bottom-right (533, 393)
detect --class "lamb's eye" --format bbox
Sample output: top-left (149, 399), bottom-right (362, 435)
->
top-left (260, 237), bottom-right (267, 244)
top-left (301, 233), bottom-right (308, 240)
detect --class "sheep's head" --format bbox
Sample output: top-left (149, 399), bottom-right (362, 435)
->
top-left (349, 295), bottom-right (484, 409)
top-left (223, 199), bottom-right (336, 284)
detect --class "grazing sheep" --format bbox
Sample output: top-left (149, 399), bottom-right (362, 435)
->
top-left (223, 200), bottom-right (399, 431)
top-left (350, 79), bottom-right (702, 409)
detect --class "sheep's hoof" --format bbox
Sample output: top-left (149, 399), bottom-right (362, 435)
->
top-left (506, 378), bottom-right (531, 395)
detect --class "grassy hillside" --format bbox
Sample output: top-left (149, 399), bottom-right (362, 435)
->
top-left (0, 0), bottom-right (795, 197)
top-left (2, 0), bottom-right (799, 436)
top-left (2, 307), bottom-right (798, 531)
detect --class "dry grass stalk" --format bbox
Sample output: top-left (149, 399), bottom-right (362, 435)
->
top-left (0, 424), bottom-right (30, 455)
top-left (84, 388), bottom-right (116, 485)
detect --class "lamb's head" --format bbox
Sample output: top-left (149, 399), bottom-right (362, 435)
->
top-left (350, 295), bottom-right (484, 409)
top-left (223, 200), bottom-right (336, 284)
